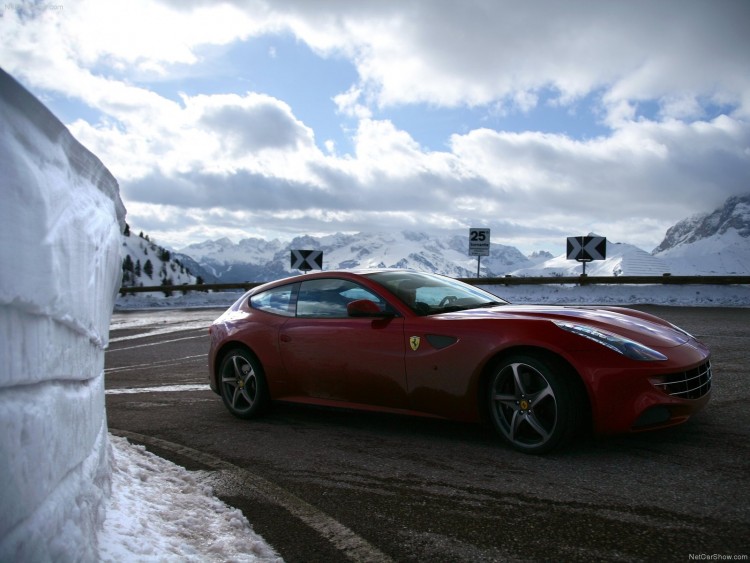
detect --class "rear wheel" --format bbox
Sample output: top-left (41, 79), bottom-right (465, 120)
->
top-left (218, 348), bottom-right (268, 419)
top-left (488, 354), bottom-right (583, 454)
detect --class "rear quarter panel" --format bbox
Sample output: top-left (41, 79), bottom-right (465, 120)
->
top-left (210, 305), bottom-right (291, 397)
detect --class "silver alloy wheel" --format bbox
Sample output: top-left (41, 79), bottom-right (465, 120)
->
top-left (490, 360), bottom-right (559, 451)
top-left (220, 351), bottom-right (259, 417)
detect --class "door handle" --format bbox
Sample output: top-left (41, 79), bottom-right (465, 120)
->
top-left (280, 334), bottom-right (292, 343)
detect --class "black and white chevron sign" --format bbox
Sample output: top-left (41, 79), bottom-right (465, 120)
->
top-left (290, 249), bottom-right (323, 271)
top-left (566, 236), bottom-right (607, 262)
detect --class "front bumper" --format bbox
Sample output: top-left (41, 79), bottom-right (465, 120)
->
top-left (577, 339), bottom-right (711, 435)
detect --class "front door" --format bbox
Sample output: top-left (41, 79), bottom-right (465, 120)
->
top-left (279, 278), bottom-right (408, 408)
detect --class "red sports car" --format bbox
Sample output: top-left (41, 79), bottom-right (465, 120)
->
top-left (208, 269), bottom-right (711, 454)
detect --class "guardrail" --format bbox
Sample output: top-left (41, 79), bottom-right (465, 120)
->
top-left (119, 275), bottom-right (750, 295)
top-left (462, 275), bottom-right (750, 286)
top-left (119, 282), bottom-right (263, 294)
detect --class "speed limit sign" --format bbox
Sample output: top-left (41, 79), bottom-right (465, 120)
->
top-left (469, 228), bottom-right (490, 256)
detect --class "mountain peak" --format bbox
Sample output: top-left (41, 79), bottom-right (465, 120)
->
top-left (653, 193), bottom-right (750, 254)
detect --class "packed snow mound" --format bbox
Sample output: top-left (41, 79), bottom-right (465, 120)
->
top-left (0, 68), bottom-right (124, 561)
top-left (100, 436), bottom-right (281, 562)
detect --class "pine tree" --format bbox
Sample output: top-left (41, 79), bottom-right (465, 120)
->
top-left (144, 259), bottom-right (154, 279)
top-left (122, 255), bottom-right (134, 286)
top-left (161, 276), bottom-right (174, 297)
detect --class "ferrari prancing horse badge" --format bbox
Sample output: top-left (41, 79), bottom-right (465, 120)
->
top-left (409, 336), bottom-right (421, 351)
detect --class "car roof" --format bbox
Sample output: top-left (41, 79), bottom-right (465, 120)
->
top-left (246, 268), bottom-right (441, 295)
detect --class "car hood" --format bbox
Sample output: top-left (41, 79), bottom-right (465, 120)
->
top-left (443, 305), bottom-right (690, 348)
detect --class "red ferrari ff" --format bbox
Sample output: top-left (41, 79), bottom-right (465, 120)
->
top-left (208, 269), bottom-right (711, 454)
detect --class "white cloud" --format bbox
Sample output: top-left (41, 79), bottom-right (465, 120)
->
top-left (277, 0), bottom-right (750, 120)
top-left (1, 0), bottom-right (748, 254)
top-left (333, 86), bottom-right (372, 119)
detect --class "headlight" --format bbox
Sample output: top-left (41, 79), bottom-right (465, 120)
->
top-left (554, 321), bottom-right (668, 361)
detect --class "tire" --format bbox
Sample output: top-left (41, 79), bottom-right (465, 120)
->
top-left (218, 348), bottom-right (268, 419)
top-left (487, 354), bottom-right (583, 454)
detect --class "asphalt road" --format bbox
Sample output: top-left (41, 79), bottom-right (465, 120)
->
top-left (105, 306), bottom-right (750, 562)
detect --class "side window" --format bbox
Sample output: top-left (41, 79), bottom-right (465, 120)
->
top-left (249, 284), bottom-right (295, 317)
top-left (297, 278), bottom-right (386, 318)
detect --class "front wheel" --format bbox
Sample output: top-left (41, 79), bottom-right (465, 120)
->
top-left (218, 348), bottom-right (268, 419)
top-left (488, 354), bottom-right (584, 454)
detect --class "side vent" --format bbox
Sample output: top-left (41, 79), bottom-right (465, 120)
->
top-left (425, 334), bottom-right (458, 350)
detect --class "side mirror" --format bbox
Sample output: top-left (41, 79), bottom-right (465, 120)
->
top-left (347, 299), bottom-right (391, 317)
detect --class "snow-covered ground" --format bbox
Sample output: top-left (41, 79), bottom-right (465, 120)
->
top-left (100, 436), bottom-right (280, 562)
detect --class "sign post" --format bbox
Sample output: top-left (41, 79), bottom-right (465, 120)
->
top-left (566, 236), bottom-right (606, 275)
top-left (290, 249), bottom-right (323, 272)
top-left (468, 228), bottom-right (490, 278)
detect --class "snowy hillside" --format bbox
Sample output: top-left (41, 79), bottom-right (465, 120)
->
top-left (510, 238), bottom-right (672, 277)
top-left (654, 229), bottom-right (750, 275)
top-left (120, 227), bottom-right (199, 289)
top-left (653, 194), bottom-right (750, 275)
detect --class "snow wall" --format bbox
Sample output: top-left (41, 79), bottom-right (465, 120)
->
top-left (0, 69), bottom-right (126, 560)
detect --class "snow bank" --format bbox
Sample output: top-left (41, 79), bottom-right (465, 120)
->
top-left (100, 436), bottom-right (281, 562)
top-left (0, 69), bottom-right (125, 560)
top-left (480, 283), bottom-right (750, 307)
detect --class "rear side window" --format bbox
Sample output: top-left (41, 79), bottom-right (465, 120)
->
top-left (296, 278), bottom-right (386, 318)
top-left (249, 285), bottom-right (295, 317)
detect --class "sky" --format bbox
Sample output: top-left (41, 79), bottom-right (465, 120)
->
top-left (2, 0), bottom-right (749, 255)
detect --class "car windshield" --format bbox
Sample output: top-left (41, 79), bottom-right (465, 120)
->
top-left (366, 271), bottom-right (508, 316)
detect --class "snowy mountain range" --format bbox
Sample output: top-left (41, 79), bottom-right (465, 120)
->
top-left (175, 231), bottom-right (548, 282)
top-left (129, 194), bottom-right (749, 284)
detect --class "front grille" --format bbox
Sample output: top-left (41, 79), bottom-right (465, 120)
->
top-left (653, 361), bottom-right (712, 399)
